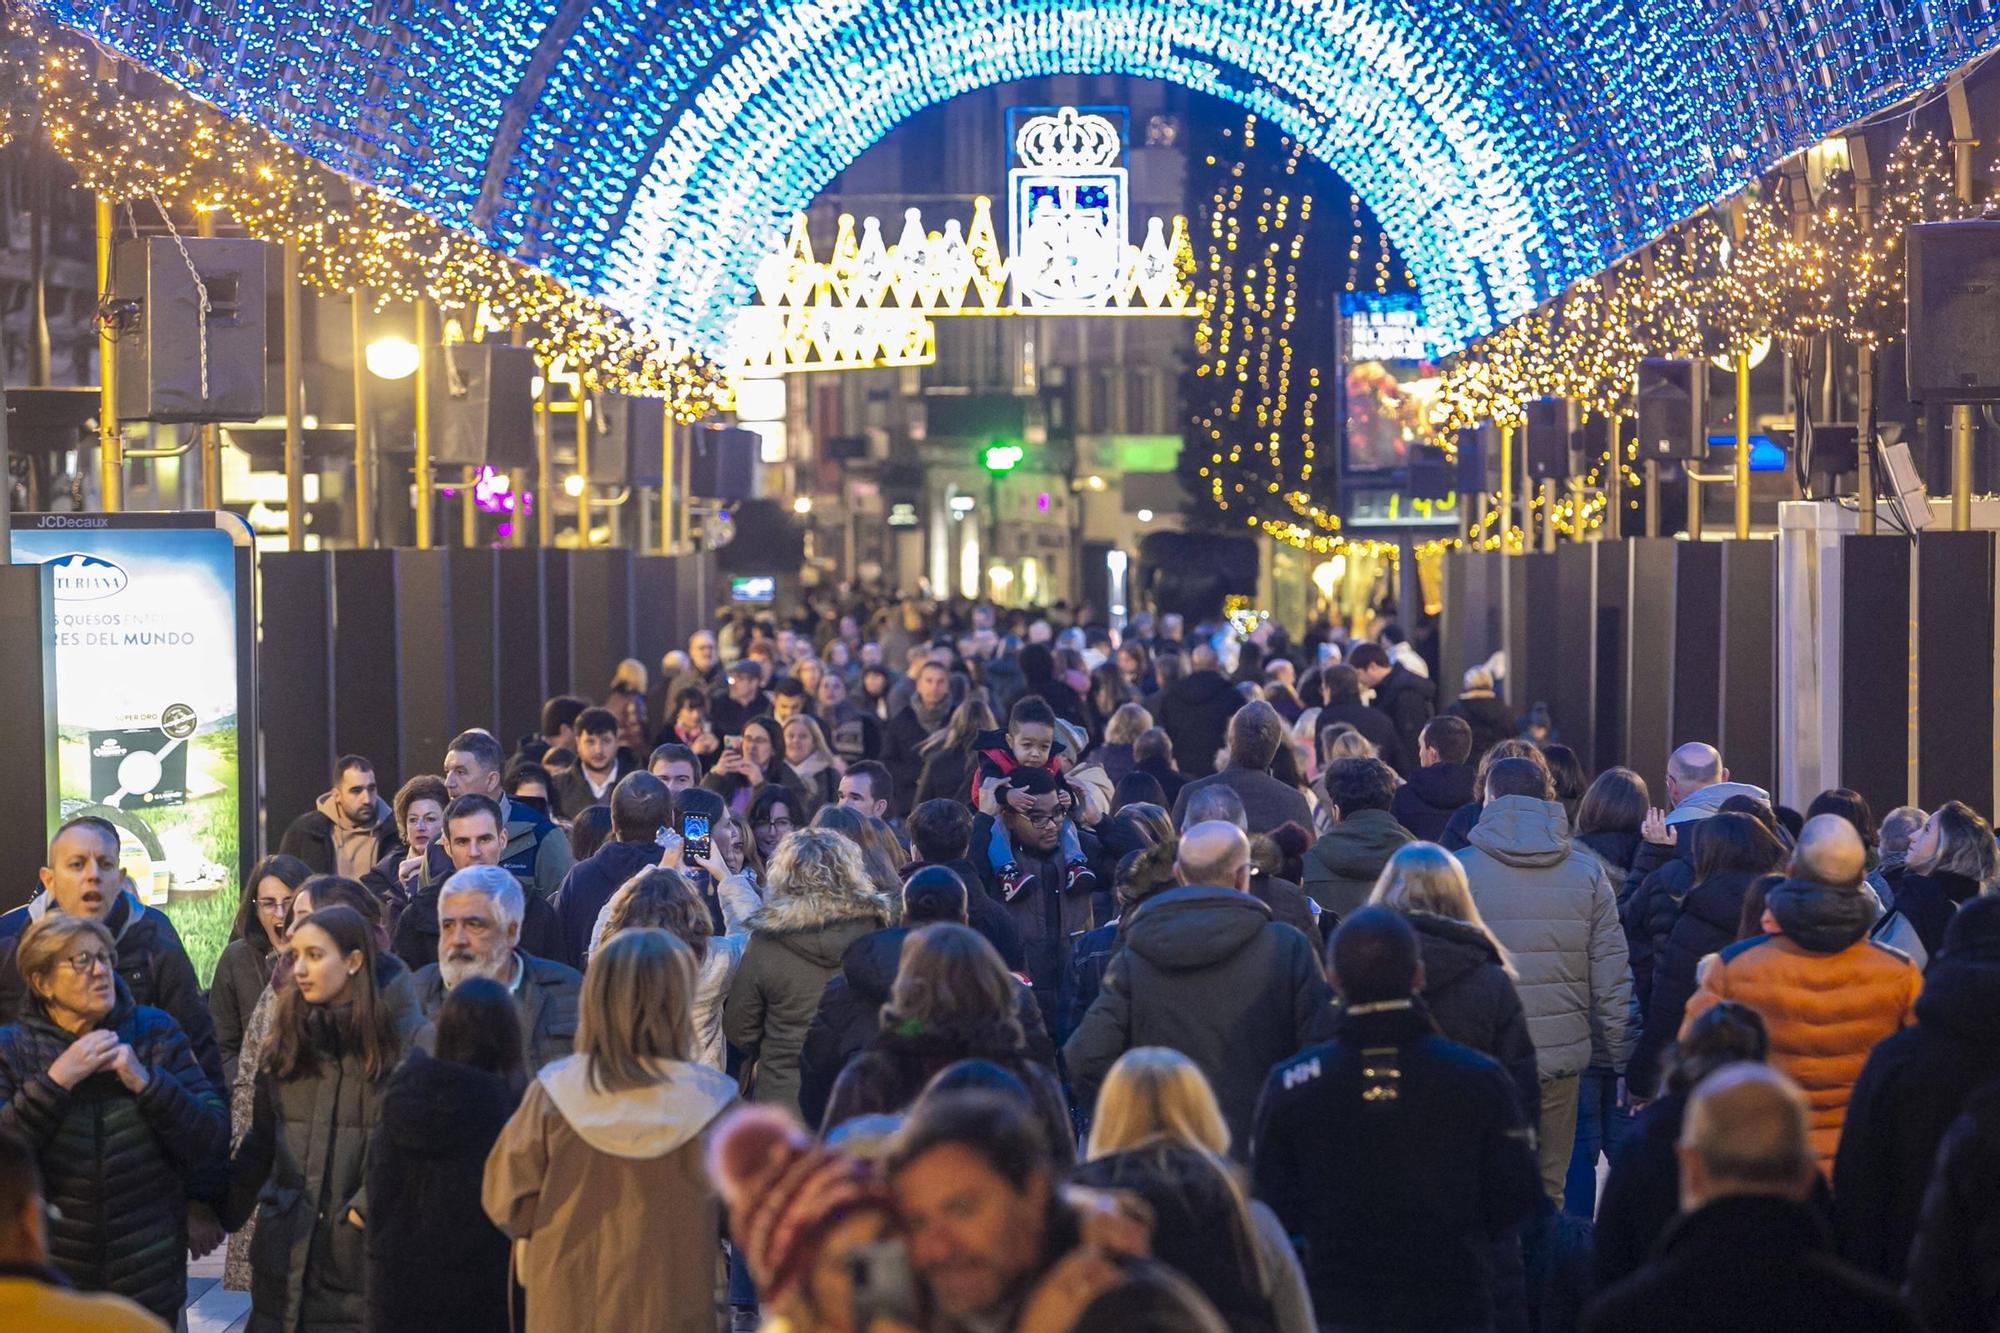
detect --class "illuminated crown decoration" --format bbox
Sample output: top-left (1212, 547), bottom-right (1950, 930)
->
top-left (1014, 107), bottom-right (1122, 169)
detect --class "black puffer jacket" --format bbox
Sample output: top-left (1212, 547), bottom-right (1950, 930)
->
top-left (365, 1049), bottom-right (522, 1333)
top-left (1835, 899), bottom-right (2000, 1283)
top-left (210, 929), bottom-right (282, 1089)
top-left (1578, 829), bottom-right (1644, 891)
top-left (0, 888), bottom-right (223, 1094)
top-left (1406, 913), bottom-right (1539, 1125)
top-left (796, 925), bottom-right (1049, 1129)
top-left (1906, 1080), bottom-right (2000, 1333)
top-left (1391, 762), bottom-right (1476, 843)
top-left (1620, 839), bottom-right (1697, 1008)
top-left (0, 982), bottom-right (227, 1321)
top-left (1064, 886), bottom-right (1333, 1155)
top-left (1071, 1142), bottom-right (1277, 1333)
top-left (1445, 694), bottom-right (1513, 763)
top-left (1628, 869), bottom-right (1762, 1098)
top-left (1155, 670), bottom-right (1244, 778)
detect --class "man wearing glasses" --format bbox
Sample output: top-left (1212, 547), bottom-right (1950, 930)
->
top-left (0, 815), bottom-right (221, 1092)
top-left (970, 766), bottom-right (1102, 1038)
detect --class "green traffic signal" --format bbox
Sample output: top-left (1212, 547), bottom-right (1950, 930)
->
top-left (981, 441), bottom-right (1025, 474)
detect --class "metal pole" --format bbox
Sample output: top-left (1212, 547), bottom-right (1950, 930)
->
top-left (1953, 123), bottom-right (1978, 531)
top-left (1734, 349), bottom-right (1752, 540)
top-left (508, 327), bottom-right (527, 548)
top-left (282, 237), bottom-right (304, 551)
top-left (1857, 349), bottom-right (1877, 536)
top-left (1540, 480), bottom-right (1557, 553)
top-left (575, 389), bottom-right (591, 548)
top-left (535, 363), bottom-right (552, 547)
top-left (350, 289), bottom-right (372, 547)
top-left (462, 468), bottom-right (478, 547)
top-left (1570, 476), bottom-right (1587, 544)
top-left (1606, 419), bottom-right (1624, 540)
top-left (1520, 428), bottom-right (1536, 552)
top-left (1688, 474), bottom-right (1703, 540)
top-left (1644, 459), bottom-right (1660, 537)
top-left (659, 413), bottom-right (675, 556)
top-left (95, 195), bottom-right (121, 512)
top-left (413, 298), bottom-right (434, 549)
top-left (197, 209), bottom-right (222, 511)
top-left (676, 421), bottom-right (693, 555)
top-left (1498, 425), bottom-right (1514, 552)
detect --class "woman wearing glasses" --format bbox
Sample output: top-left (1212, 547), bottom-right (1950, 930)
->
top-left (209, 853), bottom-right (312, 1089)
top-left (747, 787), bottom-right (798, 864)
top-left (0, 912), bottom-right (228, 1323)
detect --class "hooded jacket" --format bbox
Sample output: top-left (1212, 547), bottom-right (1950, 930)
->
top-left (1835, 899), bottom-right (2000, 1282)
top-left (483, 1055), bottom-right (737, 1333)
top-left (1627, 868), bottom-right (1764, 1098)
top-left (366, 1050), bottom-right (521, 1333)
top-left (1301, 809), bottom-right (1417, 921)
top-left (1406, 912), bottom-right (1540, 1124)
top-left (722, 885), bottom-right (896, 1116)
top-left (0, 886), bottom-right (222, 1094)
top-left (795, 924), bottom-right (1049, 1129)
top-left (1391, 761), bottom-right (1476, 843)
top-left (281, 792), bottom-right (399, 880)
top-left (1456, 795), bottom-right (1635, 1079)
top-left (0, 979), bottom-right (227, 1322)
top-left (1063, 885), bottom-right (1333, 1155)
top-left (1682, 877), bottom-right (1921, 1169)
top-left (1619, 779), bottom-right (1772, 901)
top-left (1368, 665), bottom-right (1436, 778)
top-left (1155, 669), bottom-right (1243, 778)
top-left (551, 838), bottom-right (668, 970)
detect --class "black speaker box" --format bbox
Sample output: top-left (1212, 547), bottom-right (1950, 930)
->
top-left (1408, 445), bottom-right (1454, 500)
top-left (1524, 398), bottom-right (1576, 480)
top-left (688, 425), bottom-right (758, 501)
top-left (1636, 358), bottom-right (1707, 459)
top-left (112, 236), bottom-right (268, 423)
top-left (588, 392), bottom-right (667, 487)
top-left (1907, 219), bottom-right (2000, 402)
top-left (428, 343), bottom-right (534, 468)
top-left (1455, 424), bottom-right (1500, 492)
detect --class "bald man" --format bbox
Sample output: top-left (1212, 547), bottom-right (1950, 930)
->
top-left (1681, 815), bottom-right (1920, 1172)
top-left (1064, 820), bottom-right (1332, 1154)
top-left (1584, 1066), bottom-right (1917, 1332)
top-left (1624, 742), bottom-right (1773, 899)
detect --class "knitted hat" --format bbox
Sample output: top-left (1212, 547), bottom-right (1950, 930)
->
top-left (708, 1105), bottom-right (895, 1306)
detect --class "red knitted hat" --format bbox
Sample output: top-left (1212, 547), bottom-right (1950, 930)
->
top-left (708, 1105), bottom-right (895, 1305)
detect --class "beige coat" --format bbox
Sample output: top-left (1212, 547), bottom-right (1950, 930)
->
top-left (483, 1054), bottom-right (737, 1333)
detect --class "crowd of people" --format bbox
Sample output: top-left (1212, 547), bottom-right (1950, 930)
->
top-left (0, 595), bottom-right (1994, 1332)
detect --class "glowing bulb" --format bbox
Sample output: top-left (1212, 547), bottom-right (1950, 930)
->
top-left (792, 495), bottom-right (812, 515)
top-left (563, 474), bottom-right (586, 497)
top-left (365, 335), bottom-right (420, 381)
top-left (1136, 509), bottom-right (1155, 523)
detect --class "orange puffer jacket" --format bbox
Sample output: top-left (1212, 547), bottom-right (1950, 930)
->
top-left (1682, 932), bottom-right (1921, 1170)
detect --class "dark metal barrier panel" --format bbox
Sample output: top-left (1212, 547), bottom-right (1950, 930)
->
top-left (1553, 544), bottom-right (1598, 767)
top-left (330, 550), bottom-right (451, 794)
top-left (1592, 542), bottom-right (1629, 776)
top-left (1840, 536), bottom-right (1912, 823)
top-left (542, 552), bottom-right (573, 700)
top-left (258, 551), bottom-right (335, 853)
top-left (1625, 538), bottom-right (1678, 794)
top-left (566, 549), bottom-right (635, 706)
top-left (0, 566), bottom-right (58, 907)
top-left (394, 550), bottom-right (452, 783)
top-left (1719, 541), bottom-right (1778, 795)
top-left (1671, 541), bottom-right (1723, 753)
top-left (1917, 531), bottom-right (1996, 819)
top-left (494, 549), bottom-right (550, 750)
top-left (448, 548), bottom-right (500, 740)
top-left (1504, 552), bottom-right (1559, 722)
top-left (634, 555), bottom-right (683, 683)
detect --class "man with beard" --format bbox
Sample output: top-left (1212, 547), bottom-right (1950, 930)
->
top-left (391, 794), bottom-right (563, 971)
top-left (411, 864), bottom-right (581, 1070)
top-left (280, 755), bottom-right (397, 878)
top-left (551, 707), bottom-right (631, 816)
top-left (970, 767), bottom-right (1100, 1036)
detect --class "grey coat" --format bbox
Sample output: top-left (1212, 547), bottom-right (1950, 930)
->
top-left (1456, 795), bottom-right (1635, 1079)
top-left (411, 950), bottom-right (582, 1073)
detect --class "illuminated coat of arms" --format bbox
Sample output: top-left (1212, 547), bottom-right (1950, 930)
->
top-left (1009, 107), bottom-right (1128, 311)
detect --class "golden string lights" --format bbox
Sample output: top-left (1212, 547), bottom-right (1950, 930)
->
top-left (21, 12), bottom-right (723, 419)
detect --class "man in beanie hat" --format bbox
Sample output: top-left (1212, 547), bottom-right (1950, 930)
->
top-left (710, 1105), bottom-right (901, 1332)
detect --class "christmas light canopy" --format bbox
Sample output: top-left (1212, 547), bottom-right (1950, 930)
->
top-left (44, 0), bottom-right (2000, 359)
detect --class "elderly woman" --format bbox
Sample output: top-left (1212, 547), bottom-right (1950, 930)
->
top-left (0, 913), bottom-right (227, 1322)
top-left (723, 829), bottom-right (895, 1117)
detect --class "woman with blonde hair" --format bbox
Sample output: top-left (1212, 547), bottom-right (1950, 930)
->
top-left (606, 658), bottom-right (650, 755)
top-left (1369, 843), bottom-right (1538, 1121)
top-left (1079, 1047), bottom-right (1312, 1333)
top-left (810, 803), bottom-right (905, 900)
top-left (485, 929), bottom-right (737, 1333)
top-left (723, 829), bottom-right (895, 1116)
top-left (594, 866), bottom-right (759, 1071)
top-left (821, 923), bottom-right (1070, 1161)
top-left (782, 713), bottom-right (844, 810)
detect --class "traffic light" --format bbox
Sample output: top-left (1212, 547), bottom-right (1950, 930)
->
top-left (980, 441), bottom-right (1024, 474)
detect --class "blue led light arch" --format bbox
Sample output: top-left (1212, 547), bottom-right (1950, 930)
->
top-left (42, 0), bottom-right (2000, 358)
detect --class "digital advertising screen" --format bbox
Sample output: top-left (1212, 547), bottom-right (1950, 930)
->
top-left (1340, 291), bottom-right (1443, 477)
top-left (11, 513), bottom-right (257, 935)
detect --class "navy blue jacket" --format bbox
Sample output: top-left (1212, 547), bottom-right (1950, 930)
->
top-left (550, 839), bottom-right (666, 970)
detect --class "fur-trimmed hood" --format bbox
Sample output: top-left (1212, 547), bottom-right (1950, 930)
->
top-left (747, 887), bottom-right (896, 966)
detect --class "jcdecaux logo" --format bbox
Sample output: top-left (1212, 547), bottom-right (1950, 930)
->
top-left (45, 552), bottom-right (130, 602)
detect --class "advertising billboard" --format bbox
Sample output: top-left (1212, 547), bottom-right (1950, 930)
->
top-left (11, 512), bottom-right (257, 976)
